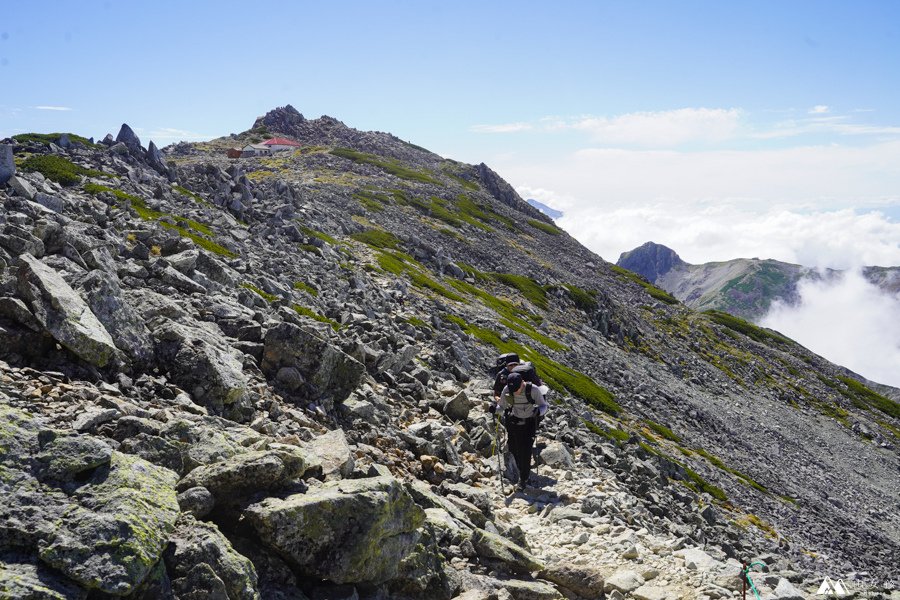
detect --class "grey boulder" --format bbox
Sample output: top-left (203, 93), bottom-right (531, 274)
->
top-left (16, 253), bottom-right (119, 367)
top-left (304, 428), bottom-right (355, 480)
top-left (0, 143), bottom-right (14, 184)
top-left (152, 319), bottom-right (251, 419)
top-left (243, 476), bottom-right (425, 585)
top-left (176, 444), bottom-right (310, 503)
top-left (164, 515), bottom-right (261, 600)
top-left (261, 321), bottom-right (365, 407)
top-left (78, 269), bottom-right (155, 365)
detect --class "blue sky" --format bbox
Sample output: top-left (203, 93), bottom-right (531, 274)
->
top-left (3, 0), bottom-right (900, 265)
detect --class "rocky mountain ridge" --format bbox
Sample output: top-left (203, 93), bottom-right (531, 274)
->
top-left (1, 107), bottom-right (898, 599)
top-left (617, 241), bottom-right (900, 322)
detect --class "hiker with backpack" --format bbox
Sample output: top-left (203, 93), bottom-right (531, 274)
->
top-left (491, 371), bottom-right (548, 492)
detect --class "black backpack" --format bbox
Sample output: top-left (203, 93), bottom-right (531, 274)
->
top-left (492, 359), bottom-right (543, 397)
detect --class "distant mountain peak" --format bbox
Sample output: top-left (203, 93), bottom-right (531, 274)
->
top-left (526, 199), bottom-right (563, 219)
top-left (617, 241), bottom-right (686, 281)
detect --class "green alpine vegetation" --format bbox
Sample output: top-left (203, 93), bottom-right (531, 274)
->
top-left (833, 376), bottom-right (900, 419)
top-left (644, 420), bottom-right (681, 442)
top-left (703, 310), bottom-right (792, 347)
top-left (353, 189), bottom-right (393, 212)
top-left (13, 132), bottom-right (102, 149)
top-left (22, 155), bottom-right (114, 186)
top-left (350, 228), bottom-right (402, 250)
top-left (330, 147), bottom-right (442, 185)
top-left (489, 273), bottom-right (549, 310)
top-left (84, 183), bottom-right (236, 258)
top-left (562, 284), bottom-right (598, 312)
top-left (292, 304), bottom-right (341, 330)
top-left (375, 251), bottom-right (465, 302)
top-left (611, 265), bottom-right (679, 305)
top-left (293, 281), bottom-right (319, 296)
top-left (527, 219), bottom-right (563, 236)
top-left (241, 283), bottom-right (279, 303)
top-left (173, 184), bottom-right (212, 206)
top-left (447, 278), bottom-right (565, 352)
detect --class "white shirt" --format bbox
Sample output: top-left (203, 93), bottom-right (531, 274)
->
top-left (498, 383), bottom-right (548, 420)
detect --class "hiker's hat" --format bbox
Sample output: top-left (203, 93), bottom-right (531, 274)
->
top-left (506, 372), bottom-right (523, 391)
top-left (496, 352), bottom-right (519, 368)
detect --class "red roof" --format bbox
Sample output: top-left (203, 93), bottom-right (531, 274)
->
top-left (261, 137), bottom-right (301, 147)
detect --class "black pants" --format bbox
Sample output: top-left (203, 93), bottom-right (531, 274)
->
top-left (505, 415), bottom-right (537, 484)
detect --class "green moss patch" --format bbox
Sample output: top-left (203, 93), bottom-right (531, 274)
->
top-left (645, 420), bottom-right (681, 442)
top-left (330, 148), bottom-right (442, 185)
top-left (833, 376), bottom-right (900, 419)
top-left (681, 467), bottom-right (728, 502)
top-left (350, 229), bottom-right (401, 250)
top-left (562, 284), bottom-right (598, 312)
top-left (292, 304), bottom-right (341, 330)
top-left (298, 226), bottom-right (338, 245)
top-left (694, 448), bottom-right (768, 494)
top-left (13, 132), bottom-right (101, 149)
top-left (293, 281), bottom-right (319, 296)
top-left (703, 310), bottom-right (792, 347)
top-left (611, 265), bottom-right (679, 305)
top-left (445, 172), bottom-right (480, 190)
top-left (405, 316), bottom-right (430, 329)
top-left (489, 273), bottom-right (548, 309)
top-left (393, 193), bottom-right (507, 232)
top-left (353, 189), bottom-right (393, 212)
top-left (527, 219), bottom-right (562, 235)
top-left (173, 184), bottom-right (211, 207)
top-left (84, 183), bottom-right (235, 258)
top-left (21, 155), bottom-right (114, 186)
top-left (375, 251), bottom-right (465, 302)
top-left (241, 283), bottom-right (279, 302)
top-left (582, 420), bottom-right (630, 442)
top-left (446, 278), bottom-right (565, 351)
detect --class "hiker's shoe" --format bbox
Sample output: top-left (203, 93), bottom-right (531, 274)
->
top-left (517, 482), bottom-right (528, 492)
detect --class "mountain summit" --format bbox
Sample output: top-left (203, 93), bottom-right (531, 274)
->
top-left (617, 241), bottom-right (687, 282)
top-left (1, 110), bottom-right (898, 598)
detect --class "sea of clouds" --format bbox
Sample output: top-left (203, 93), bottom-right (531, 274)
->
top-left (761, 270), bottom-right (900, 388)
top-left (488, 108), bottom-right (900, 389)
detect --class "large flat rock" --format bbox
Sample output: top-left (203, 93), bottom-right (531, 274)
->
top-left (17, 253), bottom-right (118, 367)
top-left (243, 475), bottom-right (424, 585)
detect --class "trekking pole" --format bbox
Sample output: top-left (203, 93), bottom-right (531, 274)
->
top-left (741, 561), bottom-right (764, 600)
top-left (493, 415), bottom-right (504, 495)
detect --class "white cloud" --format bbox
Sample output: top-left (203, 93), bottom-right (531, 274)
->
top-left (756, 117), bottom-right (900, 139)
top-left (470, 122), bottom-right (533, 134)
top-left (473, 106), bottom-right (900, 146)
top-left (761, 270), bottom-right (900, 388)
top-left (33, 105), bottom-right (72, 111)
top-left (137, 127), bottom-right (211, 146)
top-left (497, 140), bottom-right (900, 267)
top-left (471, 108), bottom-right (744, 146)
top-left (565, 108), bottom-right (744, 147)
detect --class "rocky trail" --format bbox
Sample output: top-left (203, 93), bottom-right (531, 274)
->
top-left (1, 107), bottom-right (898, 599)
